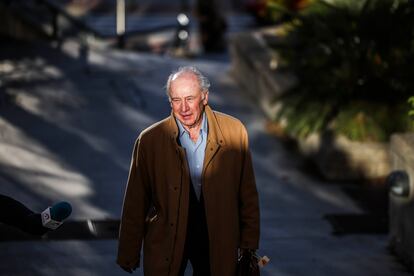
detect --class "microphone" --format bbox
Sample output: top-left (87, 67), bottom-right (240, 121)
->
top-left (41, 201), bottom-right (72, 230)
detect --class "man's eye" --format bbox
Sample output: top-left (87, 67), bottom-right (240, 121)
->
top-left (187, 97), bottom-right (195, 101)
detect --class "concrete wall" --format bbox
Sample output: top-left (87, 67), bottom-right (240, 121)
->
top-left (389, 133), bottom-right (414, 272)
top-left (298, 132), bottom-right (390, 181)
top-left (229, 30), bottom-right (296, 119)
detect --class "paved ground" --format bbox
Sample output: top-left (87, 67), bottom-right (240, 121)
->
top-left (0, 37), bottom-right (411, 276)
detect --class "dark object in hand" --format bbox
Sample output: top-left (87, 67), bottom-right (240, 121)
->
top-left (237, 250), bottom-right (260, 276)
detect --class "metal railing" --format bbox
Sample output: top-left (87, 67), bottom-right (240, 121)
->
top-left (9, 0), bottom-right (187, 49)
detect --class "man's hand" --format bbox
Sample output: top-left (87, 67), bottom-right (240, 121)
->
top-left (239, 248), bottom-right (256, 255)
top-left (239, 248), bottom-right (255, 257)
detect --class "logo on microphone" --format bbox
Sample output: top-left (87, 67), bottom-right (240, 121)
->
top-left (43, 213), bottom-right (50, 220)
top-left (41, 207), bottom-right (63, 230)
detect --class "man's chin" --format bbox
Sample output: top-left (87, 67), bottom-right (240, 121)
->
top-left (182, 121), bottom-right (195, 128)
top-left (179, 117), bottom-right (194, 125)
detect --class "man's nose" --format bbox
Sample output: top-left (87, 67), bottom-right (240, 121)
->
top-left (180, 100), bottom-right (189, 112)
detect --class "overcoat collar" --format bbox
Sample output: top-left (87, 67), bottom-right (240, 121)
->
top-left (166, 105), bottom-right (225, 147)
top-left (166, 105), bottom-right (225, 171)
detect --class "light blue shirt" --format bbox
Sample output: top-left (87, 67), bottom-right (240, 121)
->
top-left (176, 113), bottom-right (208, 200)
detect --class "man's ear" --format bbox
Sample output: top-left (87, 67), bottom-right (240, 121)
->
top-left (203, 92), bottom-right (209, 105)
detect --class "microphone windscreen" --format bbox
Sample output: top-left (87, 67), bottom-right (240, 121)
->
top-left (50, 201), bottom-right (72, 222)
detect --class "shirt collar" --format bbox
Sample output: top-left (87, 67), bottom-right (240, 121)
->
top-left (176, 112), bottom-right (208, 137)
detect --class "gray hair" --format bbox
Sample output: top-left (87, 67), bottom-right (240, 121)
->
top-left (165, 66), bottom-right (210, 99)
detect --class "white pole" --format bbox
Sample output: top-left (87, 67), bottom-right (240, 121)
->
top-left (116, 0), bottom-right (125, 36)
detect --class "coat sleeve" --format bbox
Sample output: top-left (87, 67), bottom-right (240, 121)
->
top-left (239, 126), bottom-right (260, 250)
top-left (117, 137), bottom-right (151, 269)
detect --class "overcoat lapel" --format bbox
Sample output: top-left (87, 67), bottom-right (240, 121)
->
top-left (168, 105), bottom-right (225, 188)
top-left (165, 105), bottom-right (225, 175)
top-left (203, 105), bottom-right (225, 176)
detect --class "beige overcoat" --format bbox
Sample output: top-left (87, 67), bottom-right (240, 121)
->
top-left (117, 105), bottom-right (260, 276)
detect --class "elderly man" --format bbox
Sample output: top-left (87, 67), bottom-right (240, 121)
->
top-left (117, 66), bottom-right (260, 276)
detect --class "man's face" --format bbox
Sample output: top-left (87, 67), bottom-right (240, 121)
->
top-left (169, 73), bottom-right (208, 129)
